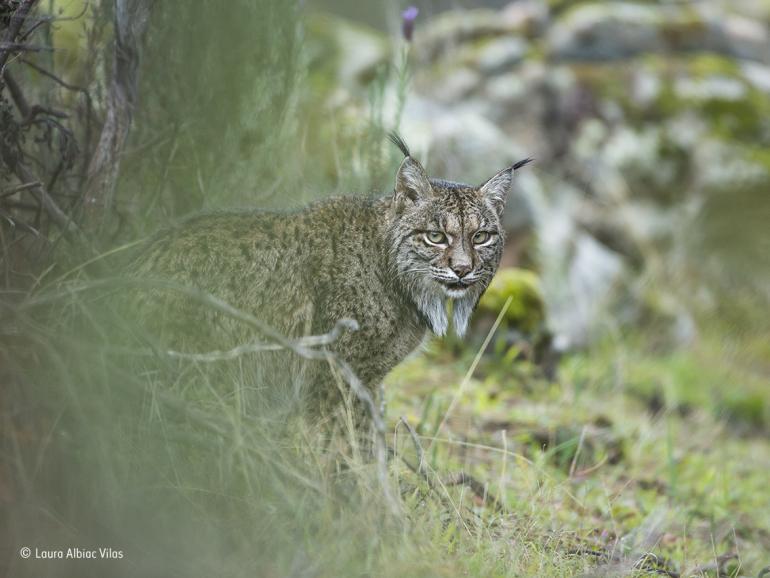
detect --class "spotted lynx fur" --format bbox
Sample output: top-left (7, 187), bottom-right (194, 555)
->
top-left (130, 134), bottom-right (531, 413)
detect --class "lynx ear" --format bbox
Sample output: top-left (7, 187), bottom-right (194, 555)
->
top-left (479, 158), bottom-right (533, 217)
top-left (395, 156), bottom-right (432, 205)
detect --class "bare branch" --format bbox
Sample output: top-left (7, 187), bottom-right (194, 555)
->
top-left (0, 42), bottom-right (53, 54)
top-left (17, 1), bottom-right (90, 41)
top-left (2, 68), bottom-right (29, 117)
top-left (23, 104), bottom-right (68, 122)
top-left (0, 0), bottom-right (39, 73)
top-left (20, 58), bottom-right (90, 93)
top-left (0, 181), bottom-right (40, 198)
top-left (0, 68), bottom-right (83, 245)
top-left (0, 147), bottom-right (84, 241)
top-left (399, 416), bottom-right (426, 475)
top-left (111, 318), bottom-right (361, 362)
top-left (1, 199), bottom-right (40, 211)
top-left (0, 210), bottom-right (40, 236)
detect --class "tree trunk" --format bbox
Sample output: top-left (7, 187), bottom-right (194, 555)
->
top-left (82, 0), bottom-right (154, 236)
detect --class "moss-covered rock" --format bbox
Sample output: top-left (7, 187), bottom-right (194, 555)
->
top-left (413, 8), bottom-right (538, 65)
top-left (477, 268), bottom-right (546, 334)
top-left (561, 52), bottom-right (770, 203)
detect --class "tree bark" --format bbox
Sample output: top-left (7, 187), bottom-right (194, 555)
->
top-left (82, 0), bottom-right (154, 235)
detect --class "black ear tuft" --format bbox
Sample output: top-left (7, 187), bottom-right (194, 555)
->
top-left (388, 131), bottom-right (411, 158)
top-left (512, 157), bottom-right (534, 171)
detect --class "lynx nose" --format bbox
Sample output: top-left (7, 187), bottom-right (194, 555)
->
top-left (450, 262), bottom-right (472, 279)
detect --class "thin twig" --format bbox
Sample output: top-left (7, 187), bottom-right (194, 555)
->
top-left (1, 199), bottom-right (40, 211)
top-left (443, 471), bottom-right (504, 513)
top-left (393, 421), bottom-right (470, 533)
top-left (0, 67), bottom-right (84, 243)
top-left (398, 416), bottom-right (505, 513)
top-left (18, 57), bottom-right (95, 196)
top-left (568, 548), bottom-right (681, 577)
top-left (1, 181), bottom-right (40, 198)
top-left (0, 153), bottom-right (84, 242)
top-left (0, 210), bottom-right (40, 236)
top-left (399, 416), bottom-right (426, 475)
top-left (17, 0), bottom-right (90, 41)
top-left (0, 0), bottom-right (38, 73)
top-left (22, 104), bottom-right (68, 123)
top-left (2, 68), bottom-right (29, 117)
top-left (104, 318), bottom-right (360, 362)
top-left (0, 42), bottom-right (53, 53)
top-left (20, 58), bottom-right (90, 93)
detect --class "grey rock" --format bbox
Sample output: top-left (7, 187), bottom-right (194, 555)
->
top-left (722, 15), bottom-right (770, 62)
top-left (674, 76), bottom-right (747, 102)
top-left (692, 138), bottom-right (770, 193)
top-left (500, 0), bottom-right (550, 38)
top-left (484, 71), bottom-right (529, 108)
top-left (401, 99), bottom-right (527, 182)
top-left (535, 187), bottom-right (628, 350)
top-left (547, 3), bottom-right (669, 61)
top-left (547, 2), bottom-right (770, 63)
top-left (431, 67), bottom-right (482, 103)
top-left (414, 9), bottom-right (523, 64)
top-left (560, 233), bottom-right (626, 347)
top-left (475, 36), bottom-right (528, 74)
top-left (631, 69), bottom-right (662, 108)
top-left (741, 61), bottom-right (770, 92)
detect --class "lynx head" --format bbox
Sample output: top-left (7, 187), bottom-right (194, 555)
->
top-left (386, 133), bottom-right (532, 337)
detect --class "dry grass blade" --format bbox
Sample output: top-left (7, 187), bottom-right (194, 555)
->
top-left (430, 295), bottom-right (513, 446)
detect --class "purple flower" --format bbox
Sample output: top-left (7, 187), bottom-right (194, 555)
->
top-left (401, 6), bottom-right (419, 42)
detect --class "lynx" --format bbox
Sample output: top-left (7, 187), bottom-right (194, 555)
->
top-left (130, 134), bottom-right (531, 415)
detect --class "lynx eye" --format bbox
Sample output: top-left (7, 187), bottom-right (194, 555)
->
top-left (472, 231), bottom-right (492, 245)
top-left (424, 231), bottom-right (447, 246)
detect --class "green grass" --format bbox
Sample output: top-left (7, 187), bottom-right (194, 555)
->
top-left (5, 276), bottom-right (767, 578)
top-left (384, 327), bottom-right (770, 577)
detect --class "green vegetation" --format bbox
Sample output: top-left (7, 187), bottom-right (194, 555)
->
top-left (3, 1), bottom-right (769, 577)
top-left (6, 276), bottom-right (769, 576)
top-left (478, 268), bottom-right (546, 334)
top-left (386, 323), bottom-right (770, 576)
